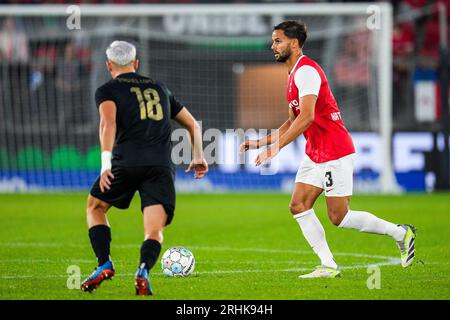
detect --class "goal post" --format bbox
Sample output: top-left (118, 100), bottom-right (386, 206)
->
top-left (0, 3), bottom-right (401, 193)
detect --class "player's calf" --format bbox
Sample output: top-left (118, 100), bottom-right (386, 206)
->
top-left (326, 199), bottom-right (349, 226)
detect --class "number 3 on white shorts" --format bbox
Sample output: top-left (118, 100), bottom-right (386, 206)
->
top-left (325, 171), bottom-right (333, 188)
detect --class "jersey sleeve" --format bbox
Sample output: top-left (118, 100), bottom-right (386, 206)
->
top-left (157, 81), bottom-right (184, 118)
top-left (162, 85), bottom-right (183, 119)
top-left (294, 65), bottom-right (322, 98)
top-left (169, 94), bottom-right (184, 119)
top-left (94, 84), bottom-right (115, 109)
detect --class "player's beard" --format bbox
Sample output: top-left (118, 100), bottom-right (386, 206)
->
top-left (274, 47), bottom-right (291, 63)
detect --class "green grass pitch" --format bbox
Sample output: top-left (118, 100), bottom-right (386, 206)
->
top-left (0, 193), bottom-right (449, 300)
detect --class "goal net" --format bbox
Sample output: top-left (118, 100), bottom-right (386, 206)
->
top-left (0, 3), bottom-right (399, 193)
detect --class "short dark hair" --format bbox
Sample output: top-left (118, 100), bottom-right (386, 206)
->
top-left (273, 21), bottom-right (307, 48)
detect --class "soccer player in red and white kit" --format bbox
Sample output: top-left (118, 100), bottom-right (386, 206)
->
top-left (240, 21), bottom-right (416, 278)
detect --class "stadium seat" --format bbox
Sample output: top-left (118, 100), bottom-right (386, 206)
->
top-left (15, 147), bottom-right (48, 170)
top-left (50, 145), bottom-right (83, 170)
top-left (84, 145), bottom-right (101, 171)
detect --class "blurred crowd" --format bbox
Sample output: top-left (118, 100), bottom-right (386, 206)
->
top-left (1, 0), bottom-right (448, 68)
top-left (1, 0), bottom-right (447, 70)
top-left (0, 15), bottom-right (92, 130)
top-left (0, 0), bottom-right (448, 132)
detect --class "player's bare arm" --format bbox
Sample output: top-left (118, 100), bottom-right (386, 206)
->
top-left (255, 95), bottom-right (316, 166)
top-left (239, 108), bottom-right (295, 154)
top-left (278, 94), bottom-right (316, 149)
top-left (174, 107), bottom-right (208, 179)
top-left (98, 100), bottom-right (117, 192)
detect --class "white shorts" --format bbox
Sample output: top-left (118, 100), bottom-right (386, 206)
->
top-left (295, 153), bottom-right (355, 197)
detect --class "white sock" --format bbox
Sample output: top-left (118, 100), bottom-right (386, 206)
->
top-left (338, 210), bottom-right (406, 241)
top-left (293, 209), bottom-right (338, 269)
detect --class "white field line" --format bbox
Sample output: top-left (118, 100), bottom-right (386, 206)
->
top-left (0, 259), bottom-right (400, 280)
top-left (0, 243), bottom-right (401, 280)
top-left (187, 245), bottom-right (399, 261)
top-left (0, 259), bottom-right (316, 265)
top-left (1, 242), bottom-right (398, 260)
top-left (0, 259), bottom-right (94, 264)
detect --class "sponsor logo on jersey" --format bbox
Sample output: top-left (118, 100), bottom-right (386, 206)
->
top-left (330, 112), bottom-right (342, 121)
top-left (289, 99), bottom-right (299, 109)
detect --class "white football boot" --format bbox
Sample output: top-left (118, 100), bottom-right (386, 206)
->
top-left (299, 266), bottom-right (341, 279)
top-left (396, 224), bottom-right (416, 268)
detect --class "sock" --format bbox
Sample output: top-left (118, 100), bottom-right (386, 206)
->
top-left (140, 239), bottom-right (162, 271)
top-left (88, 225), bottom-right (112, 266)
top-left (293, 209), bottom-right (338, 269)
top-left (338, 210), bottom-right (407, 241)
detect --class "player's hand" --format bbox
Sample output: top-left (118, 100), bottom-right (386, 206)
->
top-left (255, 145), bottom-right (279, 166)
top-left (185, 158), bottom-right (208, 179)
top-left (239, 140), bottom-right (259, 154)
top-left (100, 169), bottom-right (114, 193)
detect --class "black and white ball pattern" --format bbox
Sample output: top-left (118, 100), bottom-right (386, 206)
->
top-left (161, 247), bottom-right (195, 277)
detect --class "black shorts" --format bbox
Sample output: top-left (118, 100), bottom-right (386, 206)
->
top-left (90, 166), bottom-right (176, 225)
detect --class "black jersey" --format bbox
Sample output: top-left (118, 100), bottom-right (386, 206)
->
top-left (95, 72), bottom-right (184, 168)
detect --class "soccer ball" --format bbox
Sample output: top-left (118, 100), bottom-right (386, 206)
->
top-left (161, 246), bottom-right (195, 277)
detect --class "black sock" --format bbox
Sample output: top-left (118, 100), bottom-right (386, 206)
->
top-left (88, 225), bottom-right (111, 266)
top-left (140, 239), bottom-right (161, 271)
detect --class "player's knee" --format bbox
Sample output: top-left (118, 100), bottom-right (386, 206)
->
top-left (145, 229), bottom-right (163, 243)
top-left (86, 196), bottom-right (109, 216)
top-left (289, 201), bottom-right (311, 215)
top-left (327, 208), bottom-right (346, 226)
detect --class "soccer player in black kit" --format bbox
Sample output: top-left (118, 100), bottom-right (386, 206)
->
top-left (80, 41), bottom-right (208, 296)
